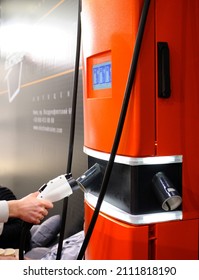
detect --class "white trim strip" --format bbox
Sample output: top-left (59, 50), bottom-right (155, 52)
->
top-left (85, 193), bottom-right (182, 225)
top-left (83, 146), bottom-right (183, 166)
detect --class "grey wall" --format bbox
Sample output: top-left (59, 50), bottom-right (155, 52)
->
top-left (0, 0), bottom-right (87, 237)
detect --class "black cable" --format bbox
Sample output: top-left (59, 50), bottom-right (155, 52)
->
top-left (56, 0), bottom-right (82, 260)
top-left (77, 0), bottom-right (151, 260)
top-left (19, 222), bottom-right (32, 260)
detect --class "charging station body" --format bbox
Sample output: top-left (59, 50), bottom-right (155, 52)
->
top-left (81, 0), bottom-right (199, 259)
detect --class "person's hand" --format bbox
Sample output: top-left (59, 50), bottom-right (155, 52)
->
top-left (8, 192), bottom-right (53, 224)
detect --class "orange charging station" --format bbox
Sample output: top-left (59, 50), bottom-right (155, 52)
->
top-left (81, 0), bottom-right (199, 259)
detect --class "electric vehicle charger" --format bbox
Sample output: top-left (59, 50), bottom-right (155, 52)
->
top-left (77, 0), bottom-right (151, 260)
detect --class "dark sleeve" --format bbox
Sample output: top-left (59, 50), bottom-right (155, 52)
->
top-left (0, 217), bottom-right (24, 248)
top-left (0, 186), bottom-right (31, 250)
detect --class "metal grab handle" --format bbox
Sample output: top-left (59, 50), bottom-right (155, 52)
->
top-left (158, 42), bottom-right (171, 98)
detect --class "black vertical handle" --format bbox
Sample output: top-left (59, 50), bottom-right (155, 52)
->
top-left (158, 42), bottom-right (171, 98)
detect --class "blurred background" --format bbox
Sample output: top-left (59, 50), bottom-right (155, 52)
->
top-left (0, 0), bottom-right (86, 238)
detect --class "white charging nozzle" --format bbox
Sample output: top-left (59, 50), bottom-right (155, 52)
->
top-left (37, 163), bottom-right (103, 203)
top-left (37, 174), bottom-right (73, 202)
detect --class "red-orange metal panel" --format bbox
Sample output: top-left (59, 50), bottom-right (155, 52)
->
top-left (84, 201), bottom-right (149, 260)
top-left (81, 0), bottom-right (155, 157)
top-left (155, 219), bottom-right (198, 260)
top-left (82, 0), bottom-right (199, 260)
top-left (155, 0), bottom-right (199, 219)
